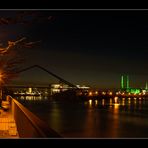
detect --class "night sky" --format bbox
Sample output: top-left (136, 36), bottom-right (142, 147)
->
top-left (0, 10), bottom-right (148, 89)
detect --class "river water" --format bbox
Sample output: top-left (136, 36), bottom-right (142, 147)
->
top-left (16, 96), bottom-right (148, 138)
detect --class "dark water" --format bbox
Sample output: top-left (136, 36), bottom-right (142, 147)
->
top-left (16, 96), bottom-right (148, 138)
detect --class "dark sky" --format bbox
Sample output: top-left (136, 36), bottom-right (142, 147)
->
top-left (0, 10), bottom-right (148, 89)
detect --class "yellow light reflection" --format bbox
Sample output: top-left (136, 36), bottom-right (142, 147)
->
top-left (114, 103), bottom-right (119, 109)
top-left (113, 103), bottom-right (120, 115)
top-left (111, 102), bottom-right (120, 137)
top-left (89, 99), bottom-right (92, 104)
top-left (122, 101), bottom-right (125, 106)
top-left (122, 98), bottom-right (125, 101)
top-left (95, 100), bottom-right (98, 106)
top-left (114, 97), bottom-right (118, 104)
top-left (26, 96), bottom-right (33, 100)
top-left (88, 99), bottom-right (92, 107)
top-left (20, 96), bottom-right (25, 100)
top-left (109, 98), bottom-right (112, 105)
top-left (122, 98), bottom-right (125, 106)
top-left (128, 97), bottom-right (131, 100)
top-left (128, 97), bottom-right (131, 104)
top-left (102, 99), bottom-right (105, 106)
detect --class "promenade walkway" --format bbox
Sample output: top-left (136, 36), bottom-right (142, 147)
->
top-left (0, 97), bottom-right (61, 138)
top-left (0, 107), bottom-right (19, 138)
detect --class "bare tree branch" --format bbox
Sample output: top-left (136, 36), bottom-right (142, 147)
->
top-left (0, 37), bottom-right (40, 85)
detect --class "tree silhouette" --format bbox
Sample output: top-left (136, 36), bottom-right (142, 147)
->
top-left (0, 11), bottom-right (52, 103)
top-left (0, 37), bottom-right (40, 85)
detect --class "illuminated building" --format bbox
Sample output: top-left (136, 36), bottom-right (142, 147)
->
top-left (121, 75), bottom-right (129, 89)
top-left (50, 83), bottom-right (68, 95)
top-left (76, 85), bottom-right (90, 90)
top-left (28, 87), bottom-right (32, 93)
top-left (120, 75), bottom-right (141, 94)
top-left (50, 84), bottom-right (90, 95)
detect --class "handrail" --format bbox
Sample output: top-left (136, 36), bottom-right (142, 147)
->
top-left (10, 97), bottom-right (61, 138)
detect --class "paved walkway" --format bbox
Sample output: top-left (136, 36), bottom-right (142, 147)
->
top-left (0, 107), bottom-right (19, 138)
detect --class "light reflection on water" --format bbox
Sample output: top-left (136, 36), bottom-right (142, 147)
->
top-left (102, 99), bottom-right (105, 106)
top-left (121, 98), bottom-right (125, 106)
top-left (95, 100), bottom-right (98, 106)
top-left (17, 96), bottom-right (148, 138)
top-left (109, 98), bottom-right (112, 106)
top-left (88, 99), bottom-right (92, 108)
top-left (19, 96), bottom-right (48, 100)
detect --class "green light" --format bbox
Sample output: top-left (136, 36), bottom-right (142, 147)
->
top-left (126, 75), bottom-right (129, 89)
top-left (127, 88), bottom-right (140, 94)
top-left (121, 75), bottom-right (124, 89)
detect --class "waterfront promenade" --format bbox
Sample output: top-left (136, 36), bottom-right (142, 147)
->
top-left (0, 107), bottom-right (19, 138)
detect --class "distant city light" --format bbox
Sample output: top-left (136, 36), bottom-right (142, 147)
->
top-left (89, 92), bottom-right (92, 96)
top-left (102, 92), bottom-right (106, 95)
top-left (95, 91), bottom-right (98, 95)
top-left (109, 92), bottom-right (112, 95)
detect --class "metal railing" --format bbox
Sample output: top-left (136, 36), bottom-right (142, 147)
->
top-left (7, 96), bottom-right (61, 138)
